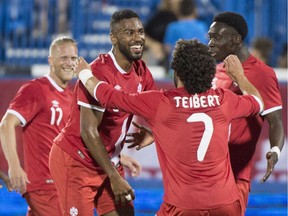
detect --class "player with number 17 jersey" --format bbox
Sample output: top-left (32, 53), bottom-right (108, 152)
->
top-left (54, 51), bottom-right (156, 170)
top-left (7, 75), bottom-right (73, 192)
top-left (93, 83), bottom-right (262, 210)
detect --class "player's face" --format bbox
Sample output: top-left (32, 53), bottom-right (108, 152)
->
top-left (49, 43), bottom-right (78, 83)
top-left (113, 18), bottom-right (145, 61)
top-left (208, 22), bottom-right (238, 62)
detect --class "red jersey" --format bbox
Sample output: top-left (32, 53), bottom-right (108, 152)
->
top-left (7, 75), bottom-right (73, 192)
top-left (213, 55), bottom-right (283, 181)
top-left (94, 83), bottom-right (262, 209)
top-left (55, 51), bottom-right (156, 170)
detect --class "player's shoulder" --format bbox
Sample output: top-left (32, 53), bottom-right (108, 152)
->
top-left (247, 55), bottom-right (275, 75)
top-left (208, 87), bottom-right (228, 103)
top-left (21, 76), bottom-right (47, 90)
top-left (90, 54), bottom-right (111, 68)
top-left (90, 54), bottom-right (113, 76)
top-left (16, 77), bottom-right (48, 99)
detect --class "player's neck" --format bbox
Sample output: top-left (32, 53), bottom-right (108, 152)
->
top-left (113, 50), bottom-right (133, 72)
top-left (50, 73), bottom-right (68, 89)
top-left (234, 45), bottom-right (250, 63)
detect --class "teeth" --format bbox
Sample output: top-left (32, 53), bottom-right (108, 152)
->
top-left (131, 45), bottom-right (141, 49)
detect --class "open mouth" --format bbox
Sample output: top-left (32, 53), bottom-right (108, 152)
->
top-left (63, 68), bottom-right (74, 73)
top-left (208, 49), bottom-right (216, 57)
top-left (130, 45), bottom-right (143, 53)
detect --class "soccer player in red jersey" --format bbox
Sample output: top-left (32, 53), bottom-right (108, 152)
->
top-left (49, 9), bottom-right (156, 216)
top-left (0, 36), bottom-right (77, 215)
top-left (75, 39), bottom-right (263, 216)
top-left (0, 36), bottom-right (141, 216)
top-left (208, 12), bottom-right (285, 215)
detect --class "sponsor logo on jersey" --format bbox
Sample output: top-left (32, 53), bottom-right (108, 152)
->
top-left (52, 100), bottom-right (59, 107)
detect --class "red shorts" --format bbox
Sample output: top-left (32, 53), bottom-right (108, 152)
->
top-left (24, 190), bottom-right (61, 216)
top-left (157, 201), bottom-right (241, 216)
top-left (49, 144), bottom-right (133, 216)
top-left (236, 179), bottom-right (250, 216)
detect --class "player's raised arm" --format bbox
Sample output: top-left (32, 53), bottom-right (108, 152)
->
top-left (224, 54), bottom-right (263, 109)
top-left (74, 57), bottom-right (101, 99)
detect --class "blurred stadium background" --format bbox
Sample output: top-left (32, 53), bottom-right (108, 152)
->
top-left (0, 0), bottom-right (287, 215)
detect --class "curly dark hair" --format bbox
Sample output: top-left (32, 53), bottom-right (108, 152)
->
top-left (110, 9), bottom-right (140, 33)
top-left (171, 39), bottom-right (216, 94)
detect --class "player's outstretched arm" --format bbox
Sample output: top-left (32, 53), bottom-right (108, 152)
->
top-left (224, 55), bottom-right (263, 105)
top-left (74, 57), bottom-right (100, 98)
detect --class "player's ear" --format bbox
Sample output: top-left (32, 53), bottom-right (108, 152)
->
top-left (233, 33), bottom-right (242, 45)
top-left (110, 33), bottom-right (117, 46)
top-left (48, 56), bottom-right (52, 65)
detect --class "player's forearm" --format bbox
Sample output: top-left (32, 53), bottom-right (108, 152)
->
top-left (269, 124), bottom-right (285, 151)
top-left (224, 55), bottom-right (263, 105)
top-left (81, 130), bottom-right (121, 179)
top-left (235, 75), bottom-right (263, 103)
top-left (0, 121), bottom-right (21, 167)
top-left (267, 112), bottom-right (285, 151)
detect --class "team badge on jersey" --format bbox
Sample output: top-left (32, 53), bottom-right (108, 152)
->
top-left (137, 83), bottom-right (142, 92)
top-left (70, 207), bottom-right (78, 216)
top-left (211, 77), bottom-right (217, 89)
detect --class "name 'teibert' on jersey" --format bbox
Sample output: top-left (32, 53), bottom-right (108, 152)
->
top-left (174, 95), bottom-right (220, 108)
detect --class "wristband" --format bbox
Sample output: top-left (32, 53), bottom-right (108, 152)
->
top-left (270, 146), bottom-right (281, 159)
top-left (78, 69), bottom-right (94, 86)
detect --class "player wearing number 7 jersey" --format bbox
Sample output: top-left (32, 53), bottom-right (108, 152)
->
top-left (75, 39), bottom-right (264, 216)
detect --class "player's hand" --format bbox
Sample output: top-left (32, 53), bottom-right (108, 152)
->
top-left (8, 166), bottom-right (30, 193)
top-left (74, 57), bottom-right (91, 78)
top-left (120, 154), bottom-right (141, 177)
top-left (223, 55), bottom-right (245, 82)
top-left (109, 175), bottom-right (135, 206)
top-left (125, 121), bottom-right (154, 150)
top-left (0, 171), bottom-right (13, 192)
top-left (260, 151), bottom-right (278, 183)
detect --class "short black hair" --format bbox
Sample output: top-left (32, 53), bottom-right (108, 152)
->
top-left (110, 9), bottom-right (140, 33)
top-left (213, 12), bottom-right (248, 40)
top-left (171, 39), bottom-right (216, 94)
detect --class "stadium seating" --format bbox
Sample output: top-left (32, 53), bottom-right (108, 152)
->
top-left (0, 0), bottom-right (286, 69)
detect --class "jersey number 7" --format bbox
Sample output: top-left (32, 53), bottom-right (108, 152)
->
top-left (187, 113), bottom-right (213, 161)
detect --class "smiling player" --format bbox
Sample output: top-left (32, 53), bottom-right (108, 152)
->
top-left (49, 9), bottom-right (156, 216)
